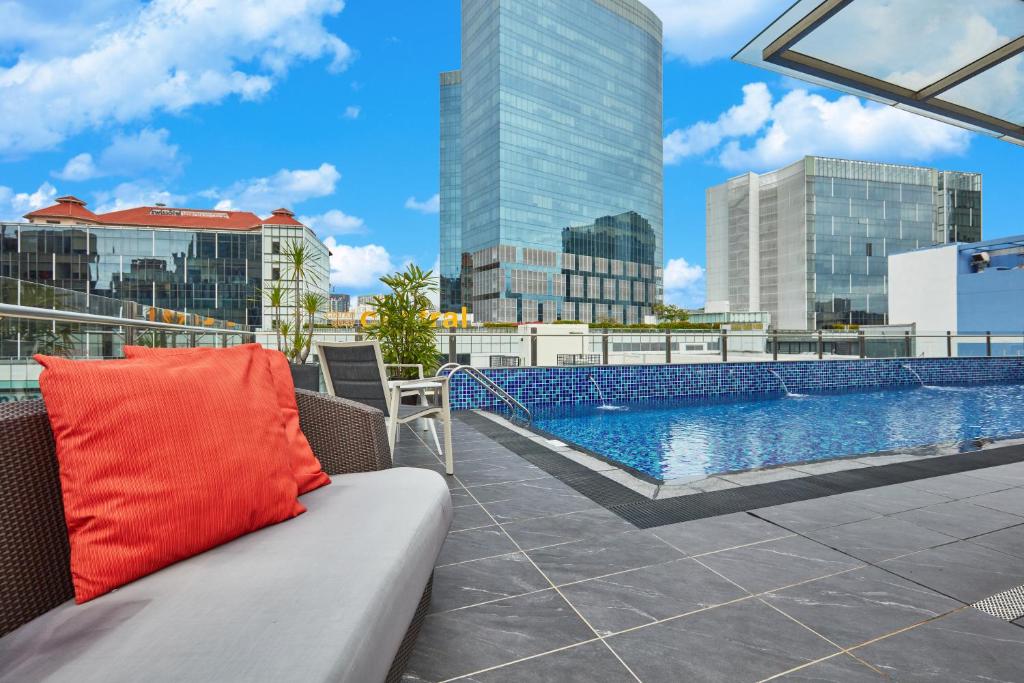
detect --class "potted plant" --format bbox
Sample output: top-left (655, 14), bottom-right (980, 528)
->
top-left (362, 264), bottom-right (439, 382)
top-left (263, 241), bottom-right (327, 391)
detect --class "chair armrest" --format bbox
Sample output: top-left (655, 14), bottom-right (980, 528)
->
top-left (294, 389), bottom-right (392, 475)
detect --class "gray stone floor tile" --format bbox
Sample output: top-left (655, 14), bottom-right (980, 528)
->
top-left (696, 535), bottom-right (863, 594)
top-left (500, 508), bottom-right (637, 551)
top-left (834, 485), bottom-right (952, 515)
top-left (880, 540), bottom-right (1024, 603)
top-left (430, 552), bottom-right (550, 613)
top-left (892, 500), bottom-right (1024, 540)
top-left (964, 463), bottom-right (1024, 485)
top-left (449, 459), bottom-right (549, 487)
top-left (752, 497), bottom-right (880, 532)
top-left (468, 477), bottom-right (579, 504)
top-left (805, 516), bottom-right (957, 563)
top-left (652, 512), bottom-right (793, 556)
top-left (969, 524), bottom-right (1024, 560)
top-left (459, 641), bottom-right (634, 683)
top-left (450, 503), bottom-right (497, 532)
top-left (774, 654), bottom-right (887, 681)
top-left (558, 557), bottom-right (748, 635)
top-left (437, 526), bottom-right (519, 566)
top-left (852, 608), bottom-right (1024, 682)
top-left (448, 488), bottom-right (475, 508)
top-left (481, 485), bottom-right (601, 524)
top-left (606, 599), bottom-right (840, 683)
top-left (762, 566), bottom-right (961, 648)
top-left (966, 487), bottom-right (1024, 516)
top-left (405, 590), bottom-right (595, 682)
top-left (906, 472), bottom-right (1017, 499)
top-left (526, 529), bottom-right (683, 586)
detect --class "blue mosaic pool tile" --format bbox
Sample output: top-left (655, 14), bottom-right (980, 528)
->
top-left (448, 358), bottom-right (1024, 410)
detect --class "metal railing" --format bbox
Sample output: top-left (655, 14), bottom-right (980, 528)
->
top-left (436, 362), bottom-right (532, 423)
top-left (432, 329), bottom-right (1024, 367)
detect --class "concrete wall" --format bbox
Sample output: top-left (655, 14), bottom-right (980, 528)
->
top-left (888, 245), bottom-right (957, 334)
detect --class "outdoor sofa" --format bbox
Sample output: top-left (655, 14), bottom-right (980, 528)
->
top-left (0, 389), bottom-right (452, 682)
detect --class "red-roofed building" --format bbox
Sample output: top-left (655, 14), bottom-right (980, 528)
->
top-left (262, 208), bottom-right (305, 227)
top-left (9, 198), bottom-right (329, 330)
top-left (23, 196), bottom-right (102, 225)
top-left (96, 206), bottom-right (264, 231)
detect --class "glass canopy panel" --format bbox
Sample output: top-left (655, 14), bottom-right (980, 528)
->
top-left (941, 53), bottom-right (1024, 127)
top-left (792, 0), bottom-right (1024, 91)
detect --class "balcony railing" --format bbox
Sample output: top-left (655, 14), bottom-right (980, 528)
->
top-left (1, 304), bottom-right (256, 402)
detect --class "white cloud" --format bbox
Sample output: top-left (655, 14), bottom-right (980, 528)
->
top-left (54, 128), bottom-right (182, 181)
top-left (665, 83), bottom-right (971, 171)
top-left (299, 208), bottom-right (366, 235)
top-left (343, 105), bottom-right (361, 120)
top-left (203, 163), bottom-right (341, 215)
top-left (93, 181), bottom-right (186, 213)
top-left (322, 238), bottom-right (397, 289)
top-left (0, 0), bottom-right (353, 156)
top-left (664, 83), bottom-right (771, 163)
top-left (663, 257), bottom-right (705, 309)
top-left (53, 153), bottom-right (98, 182)
top-left (404, 193), bottom-right (439, 215)
top-left (427, 255), bottom-right (440, 310)
top-left (0, 181), bottom-right (58, 220)
top-left (643, 0), bottom-right (790, 64)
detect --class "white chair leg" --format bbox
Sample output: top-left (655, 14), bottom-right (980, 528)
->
top-left (441, 383), bottom-right (454, 476)
top-left (427, 419), bottom-right (442, 455)
top-left (442, 414), bottom-right (454, 476)
top-left (387, 389), bottom-right (402, 453)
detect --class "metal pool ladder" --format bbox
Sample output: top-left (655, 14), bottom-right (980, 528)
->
top-left (437, 363), bottom-right (532, 424)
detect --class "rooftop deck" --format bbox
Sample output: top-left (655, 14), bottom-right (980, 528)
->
top-left (396, 413), bottom-right (1024, 682)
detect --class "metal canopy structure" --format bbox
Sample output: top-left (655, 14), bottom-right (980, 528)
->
top-left (734, 0), bottom-right (1024, 146)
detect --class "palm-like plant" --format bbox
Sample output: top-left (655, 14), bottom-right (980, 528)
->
top-left (293, 292), bottom-right (327, 364)
top-left (262, 282), bottom-right (287, 353)
top-left (363, 264), bottom-right (439, 378)
top-left (263, 241), bottom-right (325, 364)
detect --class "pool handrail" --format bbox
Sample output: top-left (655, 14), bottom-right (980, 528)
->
top-left (436, 363), bottom-right (532, 423)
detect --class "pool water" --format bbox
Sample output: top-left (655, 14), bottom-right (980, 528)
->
top-left (530, 383), bottom-right (1024, 480)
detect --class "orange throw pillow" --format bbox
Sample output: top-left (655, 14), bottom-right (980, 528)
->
top-left (124, 344), bottom-right (330, 495)
top-left (35, 345), bottom-right (306, 603)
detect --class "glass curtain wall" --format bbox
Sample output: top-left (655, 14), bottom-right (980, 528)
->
top-left (0, 224), bottom-right (262, 327)
top-left (440, 70), bottom-right (464, 313)
top-left (451, 0), bottom-right (664, 323)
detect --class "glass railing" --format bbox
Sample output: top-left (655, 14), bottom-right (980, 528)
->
top-left (0, 304), bottom-right (256, 403)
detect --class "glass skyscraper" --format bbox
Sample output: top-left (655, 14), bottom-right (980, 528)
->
top-left (706, 156), bottom-right (982, 330)
top-left (440, 0), bottom-right (664, 323)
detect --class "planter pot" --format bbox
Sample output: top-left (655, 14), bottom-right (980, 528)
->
top-left (289, 362), bottom-right (322, 392)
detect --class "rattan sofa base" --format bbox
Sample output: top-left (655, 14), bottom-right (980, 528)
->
top-left (1, 391), bottom-right (442, 682)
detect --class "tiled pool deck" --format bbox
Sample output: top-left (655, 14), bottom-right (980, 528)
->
top-left (397, 413), bottom-right (1024, 682)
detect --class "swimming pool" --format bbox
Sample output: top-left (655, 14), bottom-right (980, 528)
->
top-left (531, 383), bottom-right (1024, 481)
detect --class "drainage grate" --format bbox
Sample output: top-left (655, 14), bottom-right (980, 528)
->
top-left (973, 585), bottom-right (1024, 622)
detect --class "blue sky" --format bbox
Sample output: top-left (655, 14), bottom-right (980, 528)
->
top-left (0, 1), bottom-right (1019, 307)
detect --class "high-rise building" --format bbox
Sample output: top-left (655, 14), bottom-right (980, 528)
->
top-left (1, 196), bottom-right (329, 329)
top-left (329, 293), bottom-right (351, 313)
top-left (706, 156), bottom-right (981, 330)
top-left (440, 0), bottom-right (664, 323)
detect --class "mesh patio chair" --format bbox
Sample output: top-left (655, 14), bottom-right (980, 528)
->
top-left (316, 341), bottom-right (454, 475)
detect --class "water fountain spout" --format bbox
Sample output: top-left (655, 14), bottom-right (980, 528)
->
top-left (767, 368), bottom-right (802, 397)
top-left (587, 375), bottom-right (625, 410)
top-left (901, 364), bottom-right (925, 387)
top-left (588, 374), bottom-right (608, 407)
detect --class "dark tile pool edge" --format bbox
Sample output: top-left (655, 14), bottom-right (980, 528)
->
top-left (456, 411), bottom-right (1024, 529)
